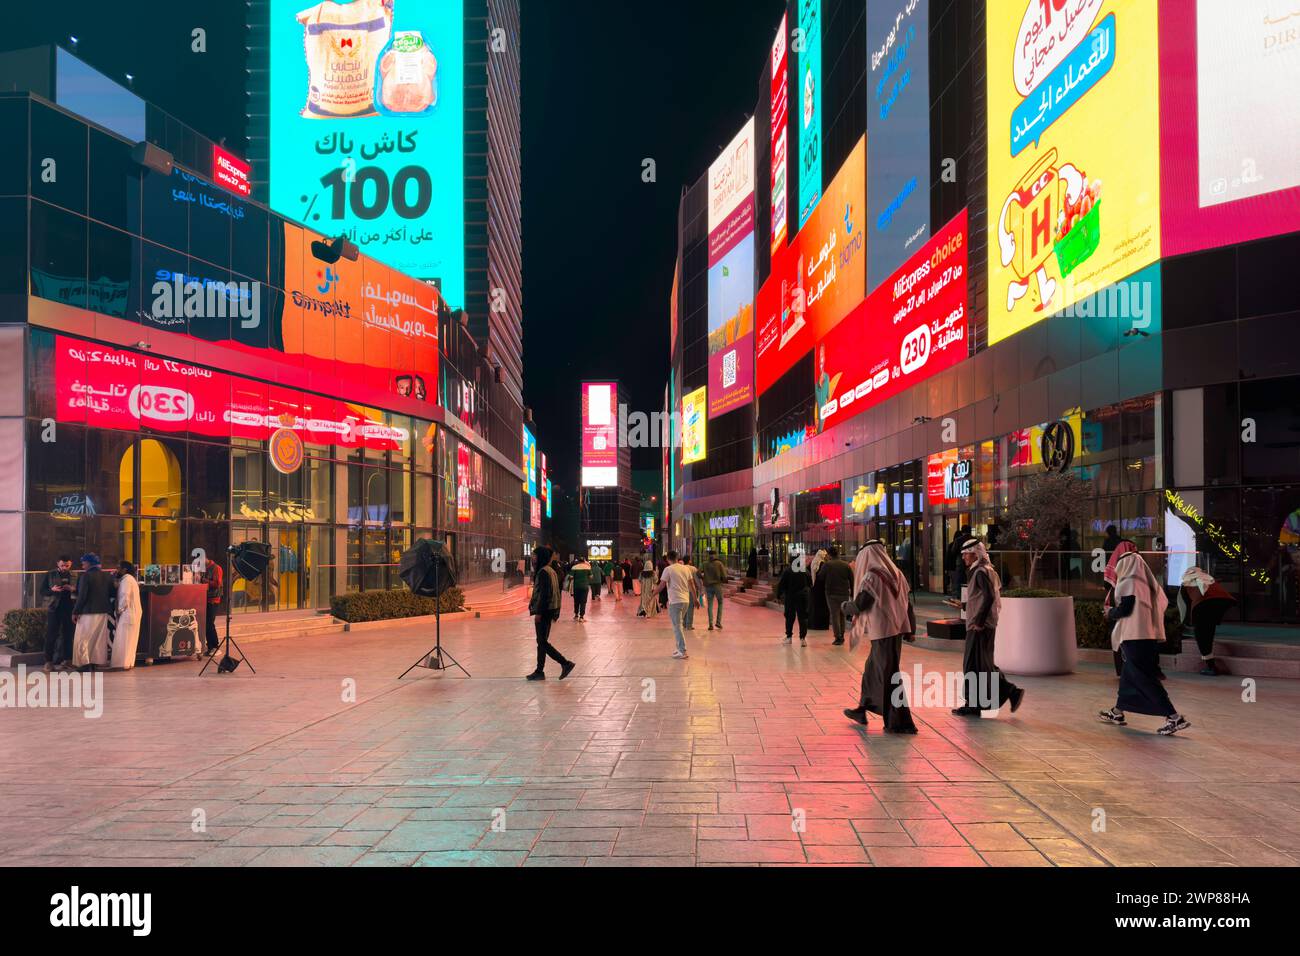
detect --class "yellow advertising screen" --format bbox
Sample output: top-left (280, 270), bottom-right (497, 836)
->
top-left (986, 0), bottom-right (1161, 345)
top-left (681, 386), bottom-right (707, 464)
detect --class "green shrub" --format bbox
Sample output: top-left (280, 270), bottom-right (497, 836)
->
top-left (2, 608), bottom-right (47, 653)
top-left (1074, 600), bottom-right (1110, 649)
top-left (329, 587), bottom-right (465, 624)
top-left (1003, 588), bottom-right (1068, 599)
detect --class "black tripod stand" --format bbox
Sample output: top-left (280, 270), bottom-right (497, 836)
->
top-left (199, 553), bottom-right (256, 676)
top-left (399, 559), bottom-right (469, 678)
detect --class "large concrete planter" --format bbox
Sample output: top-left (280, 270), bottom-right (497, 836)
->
top-left (995, 596), bottom-right (1077, 676)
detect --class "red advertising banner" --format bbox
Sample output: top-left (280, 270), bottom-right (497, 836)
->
top-left (770, 12), bottom-right (789, 256)
top-left (212, 145), bottom-right (252, 198)
top-left (815, 208), bottom-right (968, 431)
top-left (756, 136), bottom-right (866, 395)
top-left (54, 334), bottom-right (404, 450)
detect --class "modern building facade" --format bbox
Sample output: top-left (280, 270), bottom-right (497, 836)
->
top-left (665, 0), bottom-right (1300, 624)
top-left (0, 43), bottom-right (527, 615)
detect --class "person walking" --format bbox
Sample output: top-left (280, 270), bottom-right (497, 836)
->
top-left (637, 558), bottom-right (659, 617)
top-left (820, 547), bottom-right (855, 645)
top-left (746, 547), bottom-right (759, 580)
top-left (1099, 550), bottom-right (1191, 735)
top-left (842, 541), bottom-right (918, 733)
top-left (947, 524), bottom-right (973, 597)
top-left (610, 558), bottom-right (624, 602)
top-left (621, 558), bottom-right (635, 596)
top-left (202, 557), bottom-right (225, 655)
top-left (809, 549), bottom-right (830, 631)
top-left (656, 550), bottom-right (696, 659)
top-left (589, 559), bottom-right (604, 603)
top-left (775, 550), bottom-right (812, 645)
top-left (951, 539), bottom-right (1025, 716)
top-left (40, 555), bottom-right (75, 672)
top-left (526, 546), bottom-right (575, 681)
top-left (566, 556), bottom-right (592, 622)
top-left (71, 553), bottom-right (114, 672)
top-left (681, 556), bottom-right (703, 630)
top-left (1178, 566), bottom-right (1236, 675)
top-left (1103, 540), bottom-right (1138, 676)
top-left (108, 561), bottom-right (142, 670)
top-left (702, 549), bottom-right (727, 630)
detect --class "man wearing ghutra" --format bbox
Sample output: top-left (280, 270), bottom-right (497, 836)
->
top-left (842, 541), bottom-right (918, 733)
top-left (1099, 550), bottom-right (1191, 735)
top-left (952, 538), bottom-right (1025, 716)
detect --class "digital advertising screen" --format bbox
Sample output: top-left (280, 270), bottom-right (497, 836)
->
top-left (986, 0), bottom-right (1161, 346)
top-left (53, 335), bottom-right (407, 452)
top-left (770, 13), bottom-right (790, 255)
top-left (707, 119), bottom-right (757, 419)
top-left (581, 382), bottom-right (618, 487)
top-left (866, 0), bottom-right (931, 294)
top-left (1159, 0), bottom-right (1300, 256)
top-left (268, 0), bottom-right (465, 308)
top-left (681, 386), bottom-right (707, 464)
top-left (756, 136), bottom-right (867, 395)
top-left (797, 0), bottom-right (823, 229)
top-left (522, 425), bottom-right (537, 497)
top-left (815, 209), bottom-right (968, 433)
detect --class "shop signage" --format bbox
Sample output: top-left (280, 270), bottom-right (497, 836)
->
top-left (213, 145), bottom-right (252, 197)
top-left (708, 514), bottom-right (740, 531)
top-left (269, 426), bottom-right (305, 474)
top-left (945, 458), bottom-right (973, 499)
top-left (1041, 420), bottom-right (1075, 472)
top-left (587, 540), bottom-right (613, 560)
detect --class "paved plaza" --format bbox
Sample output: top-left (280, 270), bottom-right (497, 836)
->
top-left (2, 594), bottom-right (1299, 868)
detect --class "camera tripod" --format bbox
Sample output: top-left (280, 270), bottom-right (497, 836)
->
top-left (199, 553), bottom-right (256, 676)
top-left (399, 559), bottom-right (469, 678)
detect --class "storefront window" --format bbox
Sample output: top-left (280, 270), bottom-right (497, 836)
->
top-left (232, 444), bottom-right (265, 519)
top-left (188, 442), bottom-right (229, 521)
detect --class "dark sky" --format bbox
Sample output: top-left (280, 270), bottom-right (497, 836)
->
top-left (11, 0), bottom-right (786, 491)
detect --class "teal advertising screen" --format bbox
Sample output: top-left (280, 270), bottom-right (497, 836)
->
top-left (269, 0), bottom-right (465, 308)
top-left (797, 0), bottom-right (822, 229)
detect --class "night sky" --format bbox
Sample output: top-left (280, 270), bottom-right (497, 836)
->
top-left (11, 0), bottom-right (786, 491)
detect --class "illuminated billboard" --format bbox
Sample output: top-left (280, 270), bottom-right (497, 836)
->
top-left (707, 119), bottom-right (756, 419)
top-left (756, 136), bottom-right (866, 395)
top-left (770, 13), bottom-right (790, 255)
top-left (987, 0), bottom-right (1161, 346)
top-left (581, 382), bottom-right (618, 487)
top-left (268, 0), bottom-right (465, 308)
top-left (1160, 0), bottom-right (1300, 255)
top-left (797, 0), bottom-right (823, 228)
top-left (816, 209), bottom-right (968, 432)
top-left (681, 386), bottom-right (707, 464)
top-left (522, 425), bottom-right (537, 497)
top-left (867, 0), bottom-right (931, 293)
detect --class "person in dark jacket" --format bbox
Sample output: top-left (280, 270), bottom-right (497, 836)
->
top-left (952, 539), bottom-right (1024, 716)
top-left (527, 546), bottom-right (574, 681)
top-left (820, 547), bottom-right (856, 645)
top-left (747, 548), bottom-right (759, 580)
top-left (72, 553), bottom-right (114, 670)
top-left (203, 557), bottom-right (225, 654)
top-left (775, 552), bottom-right (812, 645)
top-left (947, 524), bottom-right (973, 596)
top-left (41, 555), bottom-right (76, 671)
top-left (1102, 524), bottom-right (1122, 558)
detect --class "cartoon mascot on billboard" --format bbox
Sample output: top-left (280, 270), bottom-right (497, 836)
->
top-left (996, 147), bottom-right (1101, 313)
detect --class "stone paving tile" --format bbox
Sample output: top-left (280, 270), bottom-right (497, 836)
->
top-left (3, 594), bottom-right (1297, 867)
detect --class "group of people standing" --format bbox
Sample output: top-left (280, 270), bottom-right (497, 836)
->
top-left (41, 554), bottom-right (141, 673)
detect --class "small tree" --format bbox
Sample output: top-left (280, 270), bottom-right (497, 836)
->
top-left (1000, 471), bottom-right (1091, 589)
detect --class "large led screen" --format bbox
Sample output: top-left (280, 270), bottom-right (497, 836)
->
top-left (1160, 0), bottom-right (1300, 256)
top-left (581, 382), bottom-right (618, 487)
top-left (797, 0), bottom-right (823, 229)
top-left (707, 119), bottom-right (757, 419)
top-left (756, 136), bottom-right (866, 395)
top-left (866, 0), bottom-right (931, 293)
top-left (269, 0), bottom-right (465, 308)
top-left (682, 386), bottom-right (707, 464)
top-left (815, 209), bottom-right (968, 432)
top-left (770, 14), bottom-right (790, 255)
top-left (522, 425), bottom-right (537, 497)
top-left (986, 0), bottom-right (1161, 346)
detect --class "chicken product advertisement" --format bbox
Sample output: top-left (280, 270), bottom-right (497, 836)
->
top-left (986, 0), bottom-right (1161, 346)
top-left (269, 0), bottom-right (465, 307)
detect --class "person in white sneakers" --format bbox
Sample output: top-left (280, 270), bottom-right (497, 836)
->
top-left (1099, 550), bottom-right (1190, 736)
top-left (656, 551), bottom-right (696, 659)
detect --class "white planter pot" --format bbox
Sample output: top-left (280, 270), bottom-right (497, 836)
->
top-left (994, 596), bottom-right (1077, 676)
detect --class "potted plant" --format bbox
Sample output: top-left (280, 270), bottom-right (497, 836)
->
top-left (993, 471), bottom-right (1090, 676)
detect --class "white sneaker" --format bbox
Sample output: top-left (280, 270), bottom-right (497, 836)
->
top-left (782, 636), bottom-right (792, 645)
top-left (672, 650), bottom-right (687, 659)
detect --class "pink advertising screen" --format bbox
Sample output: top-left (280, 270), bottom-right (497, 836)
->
top-left (581, 382), bottom-right (618, 486)
top-left (1160, 0), bottom-right (1300, 256)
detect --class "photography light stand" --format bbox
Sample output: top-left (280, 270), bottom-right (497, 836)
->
top-left (199, 550), bottom-right (256, 676)
top-left (399, 554), bottom-right (469, 679)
